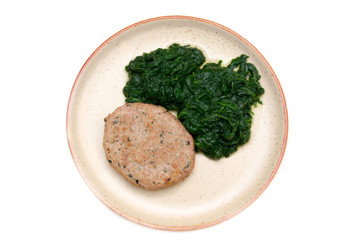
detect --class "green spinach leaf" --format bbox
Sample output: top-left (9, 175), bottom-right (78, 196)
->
top-left (123, 43), bottom-right (264, 159)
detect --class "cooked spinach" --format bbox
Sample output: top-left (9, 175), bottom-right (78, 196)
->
top-left (123, 43), bottom-right (264, 159)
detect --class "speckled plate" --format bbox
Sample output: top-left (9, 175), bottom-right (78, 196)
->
top-left (66, 16), bottom-right (288, 230)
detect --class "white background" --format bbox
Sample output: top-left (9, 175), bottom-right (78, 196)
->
top-left (1, 0), bottom-right (359, 239)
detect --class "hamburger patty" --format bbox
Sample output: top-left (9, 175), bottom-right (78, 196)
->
top-left (103, 103), bottom-right (195, 190)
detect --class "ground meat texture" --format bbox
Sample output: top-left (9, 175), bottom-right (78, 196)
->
top-left (103, 103), bottom-right (195, 190)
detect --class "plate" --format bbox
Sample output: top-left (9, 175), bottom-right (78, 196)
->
top-left (66, 16), bottom-right (288, 230)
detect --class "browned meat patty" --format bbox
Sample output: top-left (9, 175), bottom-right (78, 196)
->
top-left (103, 103), bottom-right (195, 190)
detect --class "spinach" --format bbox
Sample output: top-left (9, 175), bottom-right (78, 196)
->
top-left (123, 43), bottom-right (264, 159)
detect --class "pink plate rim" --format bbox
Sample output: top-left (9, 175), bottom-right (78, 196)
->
top-left (66, 15), bottom-right (289, 231)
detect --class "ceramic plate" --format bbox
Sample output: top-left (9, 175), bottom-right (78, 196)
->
top-left (66, 16), bottom-right (288, 230)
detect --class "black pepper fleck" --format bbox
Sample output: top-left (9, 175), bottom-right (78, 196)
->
top-left (183, 160), bottom-right (191, 169)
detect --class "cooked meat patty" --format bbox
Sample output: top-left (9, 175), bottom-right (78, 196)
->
top-left (103, 103), bottom-right (195, 190)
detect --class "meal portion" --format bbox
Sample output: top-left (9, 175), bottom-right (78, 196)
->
top-left (103, 43), bottom-right (264, 189)
top-left (123, 44), bottom-right (265, 159)
top-left (103, 103), bottom-right (195, 190)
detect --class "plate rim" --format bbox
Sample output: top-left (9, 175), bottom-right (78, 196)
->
top-left (66, 15), bottom-right (289, 231)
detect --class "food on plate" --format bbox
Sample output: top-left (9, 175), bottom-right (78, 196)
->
top-left (103, 102), bottom-right (195, 190)
top-left (123, 43), bottom-right (265, 159)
